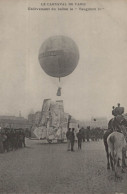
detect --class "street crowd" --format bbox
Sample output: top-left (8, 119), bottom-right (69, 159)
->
top-left (0, 128), bottom-right (26, 153)
top-left (0, 126), bottom-right (104, 153)
top-left (66, 127), bottom-right (104, 151)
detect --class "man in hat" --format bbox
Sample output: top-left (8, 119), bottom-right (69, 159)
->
top-left (66, 128), bottom-right (71, 151)
top-left (70, 128), bottom-right (75, 151)
top-left (76, 129), bottom-right (83, 149)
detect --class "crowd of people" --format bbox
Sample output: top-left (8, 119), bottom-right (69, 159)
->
top-left (0, 128), bottom-right (26, 153)
top-left (79, 127), bottom-right (104, 142)
top-left (66, 127), bottom-right (105, 151)
top-left (0, 126), bottom-right (105, 153)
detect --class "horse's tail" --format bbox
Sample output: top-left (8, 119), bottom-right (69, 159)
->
top-left (108, 135), bottom-right (115, 159)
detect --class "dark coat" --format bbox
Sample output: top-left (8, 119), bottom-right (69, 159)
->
top-left (76, 131), bottom-right (83, 141)
top-left (66, 131), bottom-right (71, 140)
top-left (70, 131), bottom-right (75, 142)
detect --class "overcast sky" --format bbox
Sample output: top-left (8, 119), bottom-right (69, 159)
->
top-left (0, 0), bottom-right (127, 120)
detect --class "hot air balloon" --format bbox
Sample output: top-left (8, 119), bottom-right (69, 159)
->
top-left (38, 35), bottom-right (79, 96)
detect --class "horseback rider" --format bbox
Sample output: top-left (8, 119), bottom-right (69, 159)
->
top-left (110, 103), bottom-right (125, 133)
top-left (104, 103), bottom-right (127, 169)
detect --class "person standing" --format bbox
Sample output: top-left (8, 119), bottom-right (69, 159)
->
top-left (70, 128), bottom-right (75, 152)
top-left (86, 126), bottom-right (90, 142)
top-left (0, 132), bottom-right (4, 153)
top-left (0, 131), bottom-right (7, 153)
top-left (22, 131), bottom-right (26, 147)
top-left (66, 128), bottom-right (71, 151)
top-left (76, 129), bottom-right (83, 149)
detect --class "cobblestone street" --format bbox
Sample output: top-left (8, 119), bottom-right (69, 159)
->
top-left (0, 139), bottom-right (127, 194)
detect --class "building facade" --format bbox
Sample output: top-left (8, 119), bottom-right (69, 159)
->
top-left (0, 116), bottom-right (31, 129)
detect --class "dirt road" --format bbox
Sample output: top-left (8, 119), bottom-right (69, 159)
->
top-left (0, 139), bottom-right (127, 194)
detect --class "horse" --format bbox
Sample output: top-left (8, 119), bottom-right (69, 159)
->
top-left (103, 118), bottom-right (115, 170)
top-left (103, 129), bottom-right (113, 170)
top-left (107, 131), bottom-right (127, 178)
top-left (103, 115), bottom-right (127, 177)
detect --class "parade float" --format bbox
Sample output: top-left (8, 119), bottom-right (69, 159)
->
top-left (33, 36), bottom-right (79, 142)
top-left (33, 99), bottom-right (79, 143)
top-left (33, 99), bottom-right (68, 143)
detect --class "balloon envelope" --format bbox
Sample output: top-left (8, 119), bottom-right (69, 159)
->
top-left (38, 36), bottom-right (79, 78)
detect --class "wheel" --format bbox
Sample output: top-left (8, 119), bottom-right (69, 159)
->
top-left (47, 139), bottom-right (52, 143)
top-left (61, 139), bottom-right (64, 143)
top-left (57, 139), bottom-right (60, 143)
top-left (57, 139), bottom-right (64, 143)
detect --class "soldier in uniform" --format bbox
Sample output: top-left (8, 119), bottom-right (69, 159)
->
top-left (0, 131), bottom-right (6, 153)
top-left (4, 129), bottom-right (10, 152)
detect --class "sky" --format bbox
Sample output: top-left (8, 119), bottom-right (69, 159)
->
top-left (0, 0), bottom-right (127, 120)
